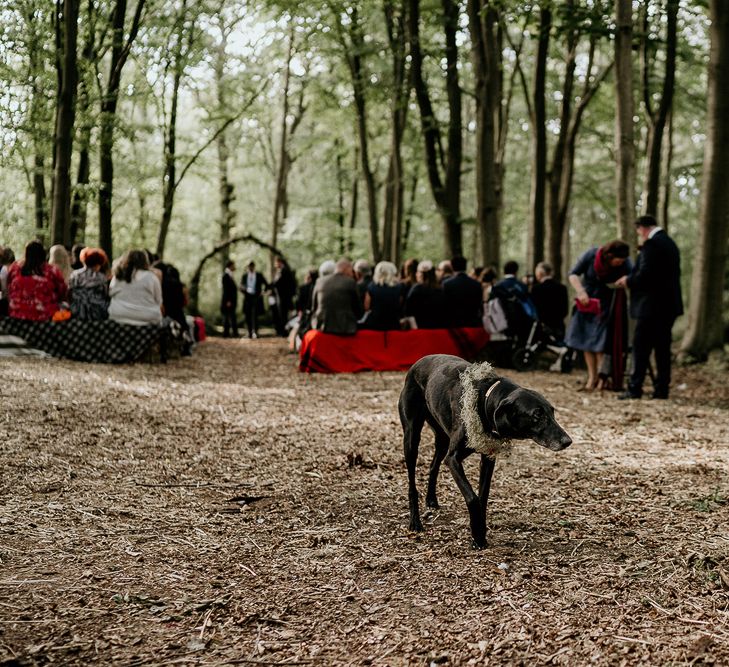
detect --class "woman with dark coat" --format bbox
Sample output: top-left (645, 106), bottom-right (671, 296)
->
top-left (361, 261), bottom-right (402, 331)
top-left (405, 260), bottom-right (447, 329)
top-left (566, 240), bottom-right (632, 391)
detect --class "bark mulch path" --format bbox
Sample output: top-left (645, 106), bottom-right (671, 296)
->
top-left (1, 339), bottom-right (727, 666)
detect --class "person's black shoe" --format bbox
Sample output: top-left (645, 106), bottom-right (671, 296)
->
top-left (617, 391), bottom-right (641, 400)
top-left (650, 392), bottom-right (668, 400)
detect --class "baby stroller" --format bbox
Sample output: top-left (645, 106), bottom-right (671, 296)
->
top-left (484, 284), bottom-right (572, 372)
top-left (510, 320), bottom-right (573, 372)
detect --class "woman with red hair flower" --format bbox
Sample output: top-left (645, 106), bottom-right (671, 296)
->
top-left (68, 248), bottom-right (110, 320)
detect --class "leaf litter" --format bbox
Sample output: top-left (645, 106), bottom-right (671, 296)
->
top-left (0, 338), bottom-right (727, 665)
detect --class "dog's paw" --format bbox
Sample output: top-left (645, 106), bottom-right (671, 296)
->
top-left (409, 520), bottom-right (424, 533)
top-left (471, 538), bottom-right (487, 550)
top-left (426, 498), bottom-right (440, 510)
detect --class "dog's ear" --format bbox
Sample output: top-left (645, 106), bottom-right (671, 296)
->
top-left (492, 397), bottom-right (515, 437)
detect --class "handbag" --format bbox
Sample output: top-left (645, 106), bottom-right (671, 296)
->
top-left (574, 297), bottom-right (601, 316)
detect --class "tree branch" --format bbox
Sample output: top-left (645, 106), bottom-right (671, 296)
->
top-left (173, 80), bottom-right (269, 190)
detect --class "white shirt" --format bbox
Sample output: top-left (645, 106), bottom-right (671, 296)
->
top-left (245, 271), bottom-right (257, 295)
top-left (108, 269), bottom-right (163, 326)
top-left (648, 226), bottom-right (662, 239)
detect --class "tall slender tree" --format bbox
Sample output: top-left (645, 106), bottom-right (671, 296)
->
top-left (98, 0), bottom-right (146, 259)
top-left (335, 5), bottom-right (381, 263)
top-left (614, 0), bottom-right (636, 242)
top-left (527, 4), bottom-right (551, 271)
top-left (467, 0), bottom-right (500, 268)
top-left (408, 0), bottom-right (463, 258)
top-left (639, 0), bottom-right (678, 219)
top-left (382, 0), bottom-right (410, 265)
top-left (546, 3), bottom-right (613, 280)
top-left (49, 0), bottom-right (81, 247)
top-left (271, 27), bottom-right (307, 272)
top-left (680, 0), bottom-right (729, 359)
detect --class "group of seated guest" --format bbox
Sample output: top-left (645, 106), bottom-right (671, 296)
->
top-left (1, 241), bottom-right (192, 343)
top-left (306, 255), bottom-right (487, 335)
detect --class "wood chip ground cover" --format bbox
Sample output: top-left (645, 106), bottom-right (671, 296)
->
top-left (1, 339), bottom-right (728, 666)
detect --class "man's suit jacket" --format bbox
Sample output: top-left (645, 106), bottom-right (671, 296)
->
top-left (627, 229), bottom-right (683, 320)
top-left (531, 278), bottom-right (568, 332)
top-left (241, 271), bottom-right (268, 297)
top-left (442, 272), bottom-right (483, 327)
top-left (221, 271), bottom-right (238, 309)
top-left (311, 273), bottom-right (363, 335)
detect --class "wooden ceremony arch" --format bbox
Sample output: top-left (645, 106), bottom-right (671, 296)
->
top-left (187, 233), bottom-right (286, 315)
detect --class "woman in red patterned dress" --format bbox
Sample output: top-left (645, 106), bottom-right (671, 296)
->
top-left (7, 241), bottom-right (68, 321)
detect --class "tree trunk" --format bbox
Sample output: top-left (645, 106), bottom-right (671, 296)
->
top-left (407, 0), bottom-right (462, 258)
top-left (157, 0), bottom-right (189, 259)
top-left (546, 28), bottom-right (612, 281)
top-left (69, 138), bottom-right (90, 243)
top-left (215, 30), bottom-right (234, 271)
top-left (28, 6), bottom-right (49, 239)
top-left (270, 28), bottom-right (304, 272)
top-left (335, 141), bottom-right (346, 256)
top-left (33, 154), bottom-right (48, 239)
top-left (680, 0), bottom-right (729, 359)
top-left (467, 0), bottom-right (500, 269)
top-left (640, 0), bottom-right (678, 218)
top-left (659, 111), bottom-right (673, 231)
top-left (347, 145), bottom-right (359, 255)
top-left (342, 8), bottom-right (381, 263)
top-left (98, 0), bottom-right (146, 260)
top-left (383, 0), bottom-right (410, 265)
top-left (527, 6), bottom-right (551, 271)
top-left (157, 59), bottom-right (182, 259)
top-left (614, 0), bottom-right (636, 242)
top-left (50, 0), bottom-right (80, 248)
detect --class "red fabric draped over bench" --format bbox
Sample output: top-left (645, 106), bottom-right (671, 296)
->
top-left (299, 327), bottom-right (489, 373)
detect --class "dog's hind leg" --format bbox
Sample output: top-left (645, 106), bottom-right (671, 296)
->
top-left (445, 435), bottom-right (487, 549)
top-left (478, 454), bottom-right (496, 534)
top-left (399, 394), bottom-right (426, 533)
top-left (426, 428), bottom-right (448, 509)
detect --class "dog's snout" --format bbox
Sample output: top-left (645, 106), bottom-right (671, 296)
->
top-left (558, 434), bottom-right (573, 450)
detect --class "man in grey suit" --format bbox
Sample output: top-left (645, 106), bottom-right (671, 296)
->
top-left (311, 259), bottom-right (363, 335)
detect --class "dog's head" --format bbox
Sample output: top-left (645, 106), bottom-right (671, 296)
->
top-left (492, 388), bottom-right (572, 451)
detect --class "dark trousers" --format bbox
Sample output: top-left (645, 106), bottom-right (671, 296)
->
top-left (272, 297), bottom-right (293, 337)
top-left (221, 306), bottom-right (238, 337)
top-left (243, 295), bottom-right (259, 336)
top-left (628, 315), bottom-right (675, 397)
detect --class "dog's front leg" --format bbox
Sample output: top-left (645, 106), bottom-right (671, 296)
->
top-left (445, 444), bottom-right (486, 549)
top-left (478, 454), bottom-right (496, 534)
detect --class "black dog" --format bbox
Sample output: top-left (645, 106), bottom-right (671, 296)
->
top-left (399, 354), bottom-right (572, 549)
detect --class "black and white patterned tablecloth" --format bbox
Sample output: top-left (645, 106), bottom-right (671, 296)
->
top-left (0, 318), bottom-right (167, 363)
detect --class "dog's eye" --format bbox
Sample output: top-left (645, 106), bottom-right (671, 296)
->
top-left (532, 408), bottom-right (543, 421)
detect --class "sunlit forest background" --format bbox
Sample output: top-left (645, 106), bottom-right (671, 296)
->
top-left (1, 0), bottom-right (728, 357)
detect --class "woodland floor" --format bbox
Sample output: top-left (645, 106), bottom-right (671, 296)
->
top-left (0, 337), bottom-right (728, 666)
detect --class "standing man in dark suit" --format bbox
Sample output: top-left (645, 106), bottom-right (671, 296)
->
top-left (616, 215), bottom-right (683, 399)
top-left (442, 256), bottom-right (483, 327)
top-left (240, 261), bottom-right (268, 339)
top-left (221, 260), bottom-right (239, 338)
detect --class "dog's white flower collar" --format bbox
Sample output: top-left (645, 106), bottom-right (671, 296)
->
top-left (459, 362), bottom-right (511, 458)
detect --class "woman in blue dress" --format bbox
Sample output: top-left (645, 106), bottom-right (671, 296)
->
top-left (566, 240), bottom-right (631, 391)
